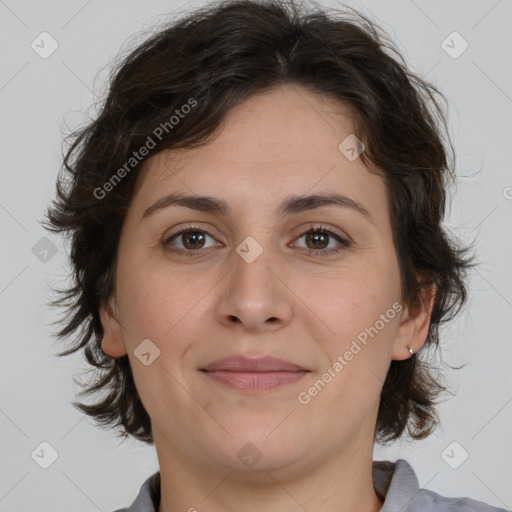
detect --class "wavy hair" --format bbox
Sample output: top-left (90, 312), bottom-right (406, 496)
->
top-left (44, 0), bottom-right (473, 444)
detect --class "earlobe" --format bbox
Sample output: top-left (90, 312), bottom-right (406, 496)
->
top-left (392, 284), bottom-right (436, 361)
top-left (99, 297), bottom-right (127, 358)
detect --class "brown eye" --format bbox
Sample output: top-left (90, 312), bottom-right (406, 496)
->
top-left (179, 230), bottom-right (207, 250)
top-left (292, 226), bottom-right (350, 257)
top-left (305, 231), bottom-right (329, 249)
top-left (164, 226), bottom-right (220, 254)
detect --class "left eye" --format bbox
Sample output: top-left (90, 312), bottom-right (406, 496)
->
top-left (291, 227), bottom-right (349, 255)
top-left (290, 226), bottom-right (350, 256)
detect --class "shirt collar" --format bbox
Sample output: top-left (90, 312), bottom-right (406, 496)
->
top-left (123, 459), bottom-right (419, 512)
top-left (373, 459), bottom-right (421, 511)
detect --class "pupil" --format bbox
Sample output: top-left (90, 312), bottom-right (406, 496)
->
top-left (308, 232), bottom-right (327, 249)
top-left (184, 231), bottom-right (204, 248)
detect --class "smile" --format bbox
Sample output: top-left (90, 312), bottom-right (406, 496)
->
top-left (201, 370), bottom-right (309, 391)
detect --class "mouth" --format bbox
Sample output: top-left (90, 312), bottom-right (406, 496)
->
top-left (200, 356), bottom-right (310, 392)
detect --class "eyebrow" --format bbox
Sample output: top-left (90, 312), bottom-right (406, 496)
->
top-left (141, 191), bottom-right (373, 223)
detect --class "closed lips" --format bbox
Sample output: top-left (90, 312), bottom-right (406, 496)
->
top-left (201, 356), bottom-right (308, 372)
top-left (200, 356), bottom-right (310, 392)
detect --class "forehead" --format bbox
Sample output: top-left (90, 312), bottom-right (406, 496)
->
top-left (131, 85), bottom-right (386, 219)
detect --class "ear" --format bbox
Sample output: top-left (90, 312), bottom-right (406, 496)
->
top-left (392, 284), bottom-right (436, 360)
top-left (99, 296), bottom-right (127, 358)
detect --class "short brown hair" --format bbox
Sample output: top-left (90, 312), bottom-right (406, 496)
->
top-left (44, 0), bottom-right (473, 445)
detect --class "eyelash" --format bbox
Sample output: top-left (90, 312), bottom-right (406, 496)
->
top-left (163, 223), bottom-right (350, 258)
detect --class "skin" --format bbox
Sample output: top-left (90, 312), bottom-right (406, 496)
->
top-left (100, 84), bottom-right (435, 512)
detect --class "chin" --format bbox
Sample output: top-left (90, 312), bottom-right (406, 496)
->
top-left (199, 429), bottom-right (314, 479)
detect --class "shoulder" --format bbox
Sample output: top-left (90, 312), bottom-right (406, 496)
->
top-left (415, 486), bottom-right (509, 512)
top-left (110, 471), bottom-right (161, 512)
top-left (373, 459), bottom-right (509, 512)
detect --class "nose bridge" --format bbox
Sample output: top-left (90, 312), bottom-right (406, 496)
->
top-left (232, 233), bottom-right (279, 306)
top-left (216, 232), bottom-right (292, 330)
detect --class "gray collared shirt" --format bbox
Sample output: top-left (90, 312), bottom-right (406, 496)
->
top-left (112, 459), bottom-right (509, 512)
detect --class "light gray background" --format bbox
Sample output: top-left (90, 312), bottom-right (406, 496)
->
top-left (1, 0), bottom-right (511, 510)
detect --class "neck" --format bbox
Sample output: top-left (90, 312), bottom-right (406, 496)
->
top-left (155, 428), bottom-right (384, 512)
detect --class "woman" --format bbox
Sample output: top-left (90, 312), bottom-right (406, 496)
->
top-left (44, 1), bottom-right (507, 511)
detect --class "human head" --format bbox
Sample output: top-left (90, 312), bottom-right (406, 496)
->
top-left (44, 0), bottom-right (471, 448)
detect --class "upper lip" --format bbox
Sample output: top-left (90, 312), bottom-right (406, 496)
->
top-left (201, 356), bottom-right (308, 372)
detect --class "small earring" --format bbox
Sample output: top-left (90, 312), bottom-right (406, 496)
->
top-left (407, 345), bottom-right (415, 357)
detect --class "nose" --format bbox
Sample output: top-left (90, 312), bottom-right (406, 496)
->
top-left (215, 239), bottom-right (293, 333)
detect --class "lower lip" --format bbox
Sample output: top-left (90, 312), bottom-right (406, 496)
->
top-left (202, 370), bottom-right (308, 391)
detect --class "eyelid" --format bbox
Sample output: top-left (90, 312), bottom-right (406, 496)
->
top-left (163, 222), bottom-right (223, 243)
top-left (289, 223), bottom-right (351, 257)
top-left (163, 221), bottom-right (352, 258)
top-left (164, 221), bottom-right (349, 242)
top-left (290, 222), bottom-right (350, 243)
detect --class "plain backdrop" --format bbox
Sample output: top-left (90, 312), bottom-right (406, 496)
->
top-left (0, 0), bottom-right (511, 511)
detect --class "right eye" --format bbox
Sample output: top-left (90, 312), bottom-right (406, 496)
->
top-left (163, 226), bottom-right (222, 255)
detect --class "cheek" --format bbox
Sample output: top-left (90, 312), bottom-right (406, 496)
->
top-left (302, 275), bottom-right (400, 414)
top-left (301, 260), bottom-right (401, 401)
top-left (306, 264), bottom-right (400, 340)
top-left (116, 264), bottom-right (213, 351)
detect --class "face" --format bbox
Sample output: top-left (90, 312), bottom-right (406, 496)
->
top-left (101, 85), bottom-right (432, 479)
